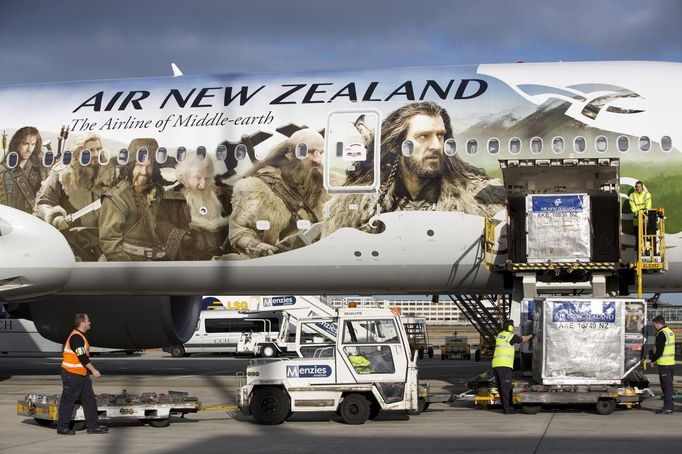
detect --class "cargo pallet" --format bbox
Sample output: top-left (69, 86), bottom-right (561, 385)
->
top-left (475, 383), bottom-right (652, 415)
top-left (17, 390), bottom-right (201, 429)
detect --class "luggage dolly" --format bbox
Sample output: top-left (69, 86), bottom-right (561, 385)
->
top-left (474, 384), bottom-right (653, 415)
top-left (17, 390), bottom-right (202, 430)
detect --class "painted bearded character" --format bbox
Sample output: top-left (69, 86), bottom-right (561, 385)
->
top-left (324, 102), bottom-right (504, 234)
top-left (227, 128), bottom-right (327, 257)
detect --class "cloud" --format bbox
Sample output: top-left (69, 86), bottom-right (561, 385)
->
top-left (0, 0), bottom-right (679, 85)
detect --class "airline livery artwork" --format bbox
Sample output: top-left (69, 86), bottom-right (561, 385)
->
top-left (0, 62), bottom-right (679, 263)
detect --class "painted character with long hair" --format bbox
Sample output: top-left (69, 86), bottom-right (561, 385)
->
top-left (0, 126), bottom-right (47, 212)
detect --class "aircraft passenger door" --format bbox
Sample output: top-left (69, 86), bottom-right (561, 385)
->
top-left (338, 318), bottom-right (408, 384)
top-left (324, 109), bottom-right (381, 194)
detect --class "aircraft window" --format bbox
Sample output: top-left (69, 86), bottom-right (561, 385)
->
top-left (487, 139), bottom-right (500, 155)
top-left (574, 137), bottom-right (586, 153)
top-left (552, 137), bottom-right (565, 154)
top-left (62, 150), bottom-right (73, 166)
top-left (639, 136), bottom-right (650, 152)
top-left (256, 220), bottom-right (270, 231)
top-left (296, 143), bottom-right (308, 159)
top-left (43, 151), bottom-right (55, 167)
top-left (79, 149), bottom-right (92, 166)
top-left (156, 147), bottom-right (168, 164)
top-left (5, 151), bottom-right (18, 169)
top-left (466, 139), bottom-right (478, 155)
top-left (661, 136), bottom-right (672, 152)
top-left (235, 144), bottom-right (247, 160)
top-left (444, 138), bottom-right (456, 156)
top-left (530, 137), bottom-right (543, 154)
top-left (326, 110), bottom-right (380, 193)
top-left (98, 150), bottom-right (110, 165)
top-left (595, 136), bottom-right (608, 153)
top-left (617, 136), bottom-right (629, 153)
top-left (176, 146), bottom-right (187, 162)
top-left (136, 147), bottom-right (149, 164)
top-left (197, 146), bottom-right (206, 161)
top-left (216, 145), bottom-right (228, 161)
top-left (335, 141), bottom-right (344, 157)
top-left (401, 140), bottom-right (414, 157)
top-left (509, 138), bottom-right (521, 155)
top-left (117, 149), bottom-right (129, 165)
top-left (297, 219), bottom-right (312, 230)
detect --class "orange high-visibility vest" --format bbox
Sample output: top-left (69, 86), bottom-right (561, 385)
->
top-left (61, 329), bottom-right (90, 376)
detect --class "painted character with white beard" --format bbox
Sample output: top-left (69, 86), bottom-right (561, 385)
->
top-left (227, 128), bottom-right (327, 258)
top-left (323, 102), bottom-right (505, 235)
top-left (98, 138), bottom-right (180, 261)
top-left (35, 133), bottom-right (116, 261)
top-left (160, 156), bottom-right (231, 260)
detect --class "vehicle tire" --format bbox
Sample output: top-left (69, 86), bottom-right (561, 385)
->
top-left (521, 404), bottom-right (542, 415)
top-left (368, 401), bottom-right (382, 420)
top-left (34, 418), bottom-right (53, 427)
top-left (418, 347), bottom-right (424, 360)
top-left (72, 421), bottom-right (87, 431)
top-left (169, 345), bottom-right (185, 358)
top-left (149, 417), bottom-right (171, 428)
top-left (260, 344), bottom-right (277, 358)
top-left (595, 399), bottom-right (617, 415)
top-left (475, 349), bottom-right (481, 362)
top-left (338, 394), bottom-right (371, 425)
top-left (250, 387), bottom-right (290, 425)
top-left (408, 397), bottom-right (427, 415)
top-left (427, 347), bottom-right (434, 359)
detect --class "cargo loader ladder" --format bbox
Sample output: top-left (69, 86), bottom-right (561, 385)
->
top-left (631, 208), bottom-right (667, 298)
top-left (448, 294), bottom-right (510, 345)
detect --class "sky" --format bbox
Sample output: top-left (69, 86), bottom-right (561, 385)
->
top-left (0, 0), bottom-right (680, 86)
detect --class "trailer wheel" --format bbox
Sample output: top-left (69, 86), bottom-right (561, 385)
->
top-left (149, 418), bottom-right (171, 428)
top-left (427, 347), bottom-right (434, 358)
top-left (260, 344), bottom-right (277, 358)
top-left (338, 394), bottom-right (370, 425)
top-left (34, 418), bottom-right (53, 427)
top-left (250, 387), bottom-right (290, 425)
top-left (521, 404), bottom-right (542, 415)
top-left (595, 399), bottom-right (617, 415)
top-left (169, 345), bottom-right (185, 358)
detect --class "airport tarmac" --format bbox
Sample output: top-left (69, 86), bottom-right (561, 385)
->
top-left (0, 352), bottom-right (680, 454)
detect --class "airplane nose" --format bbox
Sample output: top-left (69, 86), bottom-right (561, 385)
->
top-left (0, 206), bottom-right (75, 300)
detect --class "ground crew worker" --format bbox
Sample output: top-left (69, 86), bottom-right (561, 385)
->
top-left (629, 181), bottom-right (657, 255)
top-left (649, 315), bottom-right (675, 414)
top-left (56, 313), bottom-right (109, 434)
top-left (492, 320), bottom-right (533, 414)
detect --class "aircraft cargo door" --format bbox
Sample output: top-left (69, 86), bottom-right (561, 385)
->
top-left (500, 158), bottom-right (621, 264)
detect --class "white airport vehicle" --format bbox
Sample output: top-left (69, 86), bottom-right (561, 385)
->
top-left (238, 307), bottom-right (439, 425)
top-left (163, 309), bottom-right (280, 358)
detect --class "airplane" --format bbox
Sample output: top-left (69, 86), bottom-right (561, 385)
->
top-left (0, 60), bottom-right (680, 350)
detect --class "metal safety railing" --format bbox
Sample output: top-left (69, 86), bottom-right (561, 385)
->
top-left (633, 208), bottom-right (666, 297)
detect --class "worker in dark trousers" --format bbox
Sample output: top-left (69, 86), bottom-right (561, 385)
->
top-left (56, 313), bottom-right (109, 434)
top-left (492, 320), bottom-right (533, 414)
top-left (649, 315), bottom-right (676, 414)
